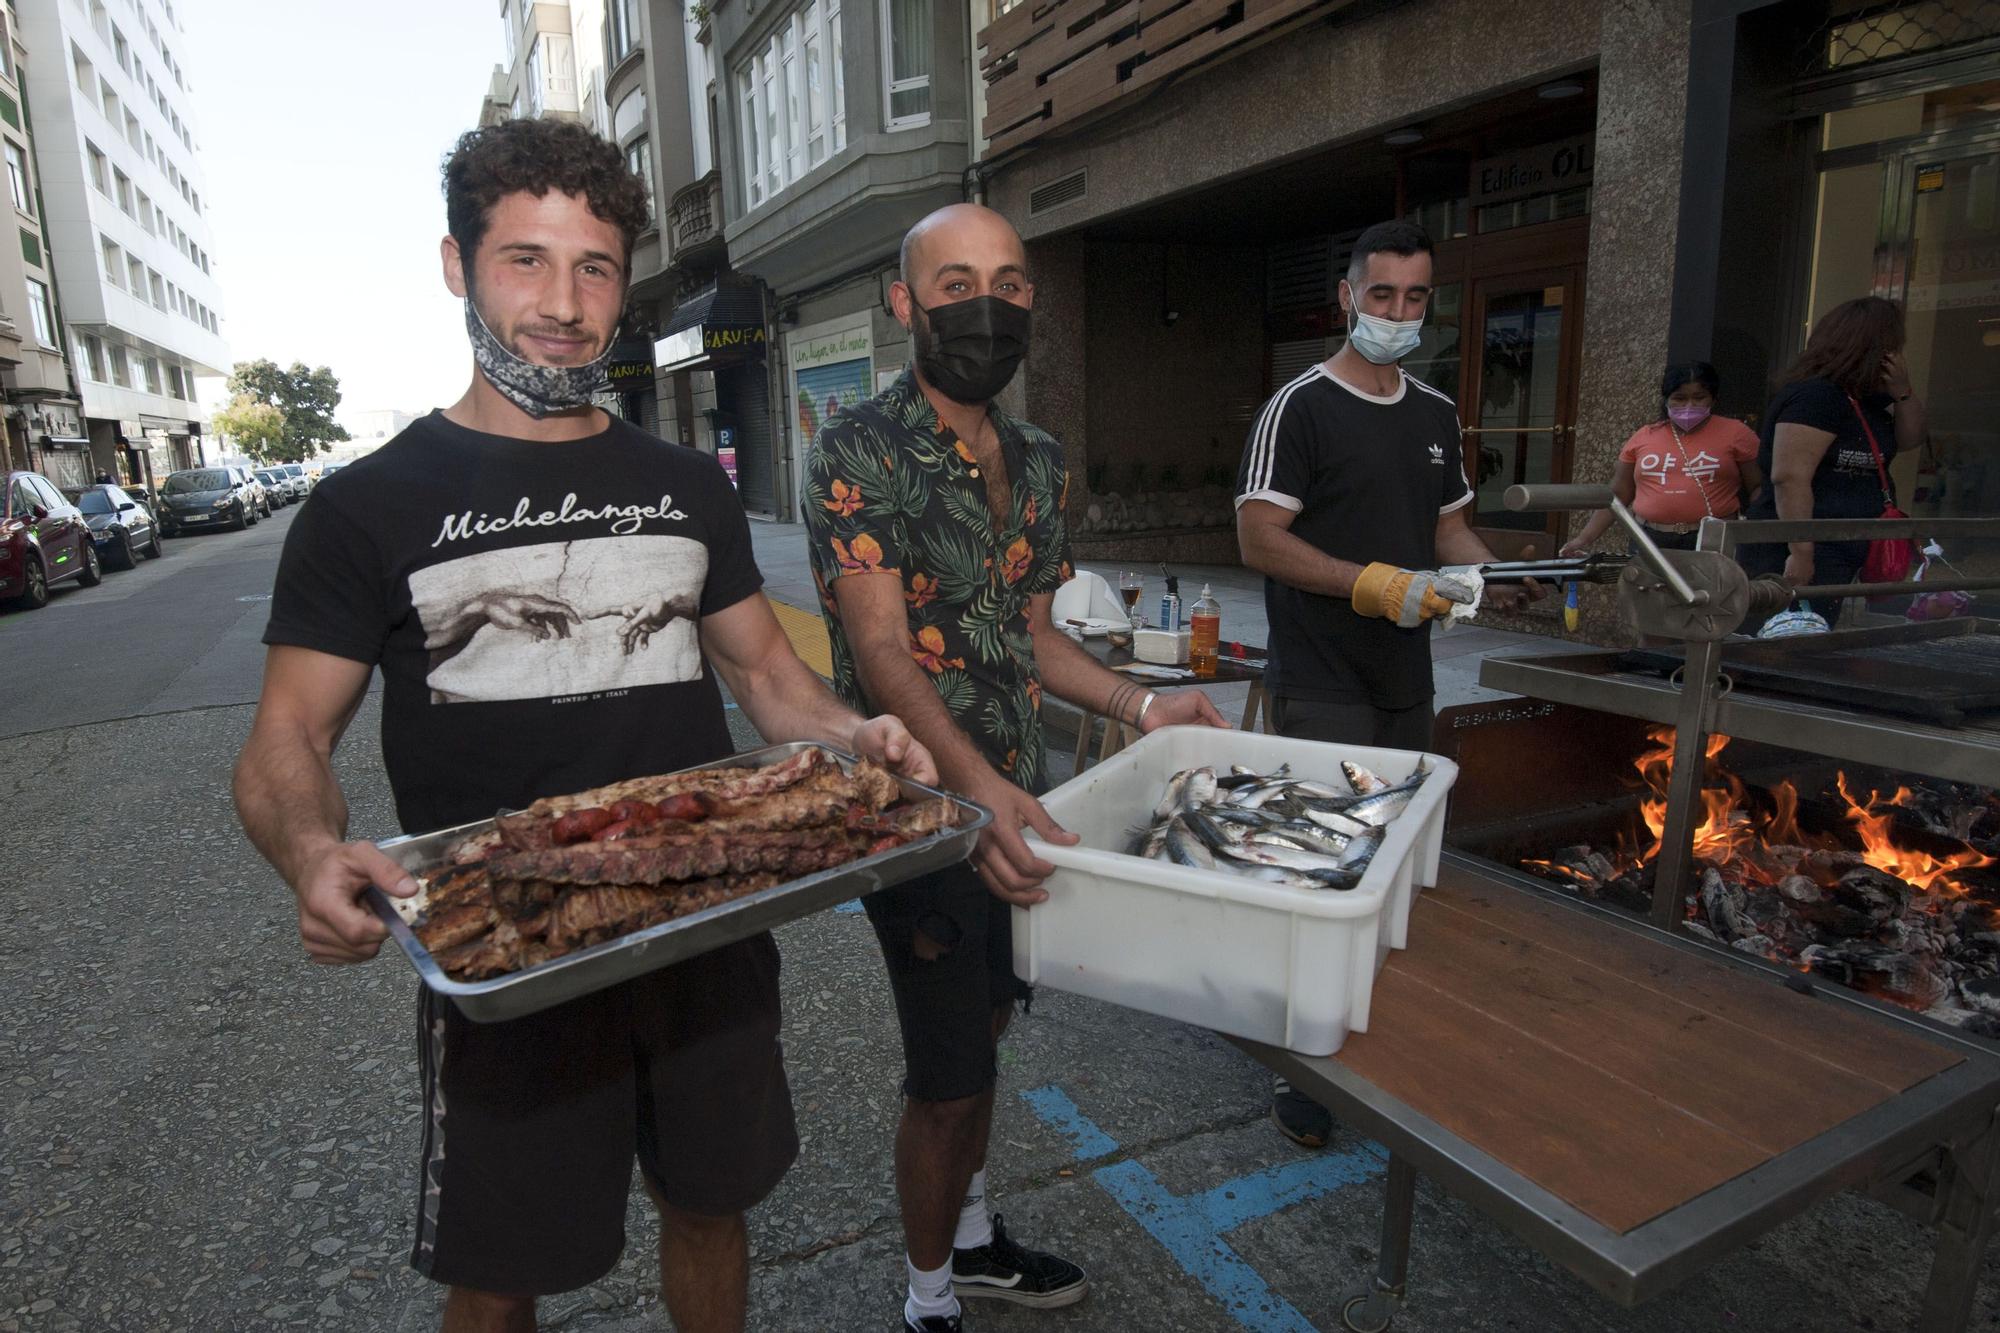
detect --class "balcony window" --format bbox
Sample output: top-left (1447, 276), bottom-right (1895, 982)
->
top-left (101, 235), bottom-right (120, 284)
top-left (626, 137), bottom-right (655, 228)
top-left (526, 37), bottom-right (543, 117)
top-left (24, 276), bottom-right (50, 344)
top-left (113, 167), bottom-right (132, 215)
top-left (881, 0), bottom-right (930, 128)
top-left (736, 2), bottom-right (843, 211)
top-left (86, 141), bottom-right (108, 194)
top-left (71, 44), bottom-right (91, 95)
top-left (77, 334), bottom-right (104, 382)
top-left (607, 0), bottom-right (637, 66)
top-left (109, 343), bottom-right (129, 387)
top-left (126, 255), bottom-right (142, 294)
top-left (5, 141), bottom-right (29, 216)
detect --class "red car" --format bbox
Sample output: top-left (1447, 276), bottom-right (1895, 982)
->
top-left (2, 469), bottom-right (103, 609)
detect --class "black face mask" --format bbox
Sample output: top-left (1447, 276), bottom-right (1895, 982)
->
top-left (911, 296), bottom-right (1032, 405)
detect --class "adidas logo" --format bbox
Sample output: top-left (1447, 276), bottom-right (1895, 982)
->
top-left (1428, 443), bottom-right (1446, 464)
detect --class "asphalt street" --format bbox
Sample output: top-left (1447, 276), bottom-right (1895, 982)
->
top-left (4, 499), bottom-right (2000, 1332)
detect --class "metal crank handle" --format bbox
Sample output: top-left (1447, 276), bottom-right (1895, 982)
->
top-left (1503, 483), bottom-right (1615, 512)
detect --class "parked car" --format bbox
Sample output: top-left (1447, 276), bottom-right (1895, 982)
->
top-left (1, 470), bottom-right (103, 607)
top-left (63, 483), bottom-right (164, 568)
top-left (282, 463), bottom-right (312, 496)
top-left (157, 466), bottom-right (258, 534)
top-left (234, 465), bottom-right (273, 518)
top-left (254, 467), bottom-right (301, 506)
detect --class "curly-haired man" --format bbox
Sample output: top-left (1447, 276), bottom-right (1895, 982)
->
top-left (234, 116), bottom-right (937, 1332)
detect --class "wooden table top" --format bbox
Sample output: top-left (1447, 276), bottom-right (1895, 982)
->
top-left (1327, 865), bottom-right (1966, 1236)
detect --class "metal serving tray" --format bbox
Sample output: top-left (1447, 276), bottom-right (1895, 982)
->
top-left (366, 742), bottom-right (990, 1022)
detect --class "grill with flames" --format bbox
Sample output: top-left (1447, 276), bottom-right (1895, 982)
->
top-left (1519, 725), bottom-right (2000, 1027)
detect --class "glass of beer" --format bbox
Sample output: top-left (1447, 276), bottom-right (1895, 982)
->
top-left (1119, 571), bottom-right (1144, 628)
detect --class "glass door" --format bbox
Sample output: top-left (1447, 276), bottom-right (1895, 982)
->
top-left (1463, 269), bottom-right (1582, 552)
top-left (1886, 139), bottom-right (2000, 566)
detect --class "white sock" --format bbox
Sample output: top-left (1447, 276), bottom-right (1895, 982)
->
top-left (953, 1168), bottom-right (994, 1250)
top-left (904, 1254), bottom-right (959, 1324)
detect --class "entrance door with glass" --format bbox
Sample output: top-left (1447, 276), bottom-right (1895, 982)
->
top-left (1462, 268), bottom-right (1583, 556)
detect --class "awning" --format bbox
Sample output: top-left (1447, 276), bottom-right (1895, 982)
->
top-left (605, 335), bottom-right (656, 389)
top-left (41, 436), bottom-right (90, 447)
top-left (656, 280), bottom-right (768, 372)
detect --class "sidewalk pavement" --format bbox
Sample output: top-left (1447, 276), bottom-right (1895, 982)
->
top-left (747, 518), bottom-right (1562, 756)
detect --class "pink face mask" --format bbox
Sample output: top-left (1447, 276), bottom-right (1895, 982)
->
top-left (1668, 403), bottom-right (1711, 431)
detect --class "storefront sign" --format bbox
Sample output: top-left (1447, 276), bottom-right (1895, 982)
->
top-left (606, 337), bottom-right (656, 387)
top-left (1916, 163), bottom-right (1946, 194)
top-left (1472, 135), bottom-right (1595, 206)
top-left (704, 326), bottom-right (767, 353)
top-left (793, 327), bottom-right (872, 370)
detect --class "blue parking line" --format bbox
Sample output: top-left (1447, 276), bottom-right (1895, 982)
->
top-left (1019, 1084), bottom-right (1121, 1161)
top-left (1021, 1083), bottom-right (1385, 1333)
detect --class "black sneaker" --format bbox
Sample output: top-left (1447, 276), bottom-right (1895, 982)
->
top-left (903, 1315), bottom-right (961, 1332)
top-left (1272, 1077), bottom-right (1332, 1148)
top-left (952, 1213), bottom-right (1089, 1308)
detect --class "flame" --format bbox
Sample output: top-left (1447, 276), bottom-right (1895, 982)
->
top-left (1544, 725), bottom-right (1992, 903)
top-left (1836, 773), bottom-right (1995, 893)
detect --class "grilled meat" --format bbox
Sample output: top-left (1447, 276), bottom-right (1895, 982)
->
top-left (410, 752), bottom-right (957, 982)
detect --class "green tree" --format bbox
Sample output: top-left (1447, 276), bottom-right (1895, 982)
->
top-left (226, 358), bottom-right (352, 459)
top-left (212, 395), bottom-right (289, 466)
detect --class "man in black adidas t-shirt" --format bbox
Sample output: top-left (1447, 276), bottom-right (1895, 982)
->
top-left (233, 119), bottom-right (935, 1333)
top-left (1234, 220), bottom-right (1539, 1147)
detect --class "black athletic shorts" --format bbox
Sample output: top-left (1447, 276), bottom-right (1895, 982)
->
top-left (408, 932), bottom-right (797, 1296)
top-left (863, 861), bottom-right (1032, 1103)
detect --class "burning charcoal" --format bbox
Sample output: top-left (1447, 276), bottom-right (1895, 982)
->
top-left (1777, 875), bottom-right (1822, 904)
top-left (1730, 933), bottom-right (1777, 958)
top-left (1788, 896), bottom-right (1877, 940)
top-left (1959, 975), bottom-right (2000, 1018)
top-left (1834, 867), bottom-right (1912, 921)
top-left (1701, 868), bottom-right (1759, 942)
top-left (1763, 845), bottom-right (1809, 874)
top-left (1683, 919), bottom-right (1722, 945)
top-left (1802, 847), bottom-right (1866, 884)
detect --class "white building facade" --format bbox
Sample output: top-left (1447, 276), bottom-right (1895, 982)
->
top-left (19, 0), bottom-right (227, 485)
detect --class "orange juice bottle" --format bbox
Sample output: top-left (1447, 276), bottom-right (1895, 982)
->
top-left (1189, 584), bottom-right (1220, 677)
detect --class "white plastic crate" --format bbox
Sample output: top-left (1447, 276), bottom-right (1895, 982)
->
top-left (1018, 726), bottom-right (1457, 1056)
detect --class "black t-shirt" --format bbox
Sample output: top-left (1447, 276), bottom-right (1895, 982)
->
top-left (1746, 377), bottom-right (1897, 522)
top-left (1234, 366), bottom-right (1471, 708)
top-left (264, 411), bottom-right (761, 834)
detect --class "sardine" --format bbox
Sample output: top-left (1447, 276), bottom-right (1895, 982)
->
top-left (1163, 817), bottom-right (1216, 870)
top-left (1338, 827), bottom-right (1385, 870)
top-left (1154, 769), bottom-right (1194, 820)
top-left (1181, 766), bottom-right (1219, 810)
top-left (1301, 806), bottom-right (1371, 837)
top-left (1342, 760), bottom-right (1391, 795)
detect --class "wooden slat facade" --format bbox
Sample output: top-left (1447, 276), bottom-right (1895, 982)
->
top-left (977, 0), bottom-right (1348, 154)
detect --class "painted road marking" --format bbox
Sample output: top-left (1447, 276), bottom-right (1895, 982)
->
top-left (1022, 1083), bottom-right (1386, 1332)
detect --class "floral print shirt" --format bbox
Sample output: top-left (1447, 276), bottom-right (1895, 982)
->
top-left (804, 368), bottom-right (1072, 793)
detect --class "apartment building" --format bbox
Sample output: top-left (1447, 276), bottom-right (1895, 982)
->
top-left (691, 0), bottom-right (980, 518)
top-left (19, 0), bottom-right (226, 489)
top-left (479, 1), bottom-right (715, 441)
top-left (0, 4), bottom-right (86, 481)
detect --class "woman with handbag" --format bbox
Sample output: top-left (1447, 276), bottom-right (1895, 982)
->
top-left (1738, 296), bottom-right (1927, 631)
top-left (1561, 361), bottom-right (1762, 557)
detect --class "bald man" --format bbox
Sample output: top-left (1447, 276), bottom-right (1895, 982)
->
top-left (805, 205), bottom-right (1227, 1331)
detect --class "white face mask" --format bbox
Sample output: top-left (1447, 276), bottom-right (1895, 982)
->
top-left (1346, 308), bottom-right (1426, 365)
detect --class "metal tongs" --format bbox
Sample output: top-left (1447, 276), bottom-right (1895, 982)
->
top-left (1474, 552), bottom-right (1630, 586)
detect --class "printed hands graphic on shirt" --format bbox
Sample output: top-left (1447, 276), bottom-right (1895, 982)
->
top-left (598, 593), bottom-right (700, 656)
top-left (423, 591), bottom-right (584, 654)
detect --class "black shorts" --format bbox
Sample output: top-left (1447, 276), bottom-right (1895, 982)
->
top-left (863, 862), bottom-right (1032, 1103)
top-left (409, 933), bottom-right (798, 1296)
top-left (1272, 695), bottom-right (1435, 753)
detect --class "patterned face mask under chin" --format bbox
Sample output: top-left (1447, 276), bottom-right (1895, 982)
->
top-left (463, 297), bottom-right (615, 419)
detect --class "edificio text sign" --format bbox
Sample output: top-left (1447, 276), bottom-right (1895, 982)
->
top-left (1472, 135), bottom-right (1595, 207)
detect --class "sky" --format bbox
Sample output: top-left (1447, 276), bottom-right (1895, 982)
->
top-left (180, 0), bottom-right (503, 429)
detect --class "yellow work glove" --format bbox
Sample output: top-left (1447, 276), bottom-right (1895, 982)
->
top-left (1350, 562), bottom-right (1473, 629)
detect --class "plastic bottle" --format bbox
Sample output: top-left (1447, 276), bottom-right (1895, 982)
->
top-left (1189, 583), bottom-right (1221, 677)
top-left (1158, 565), bottom-right (1181, 633)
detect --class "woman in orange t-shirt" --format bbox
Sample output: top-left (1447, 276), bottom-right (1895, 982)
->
top-left (1562, 361), bottom-right (1764, 556)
